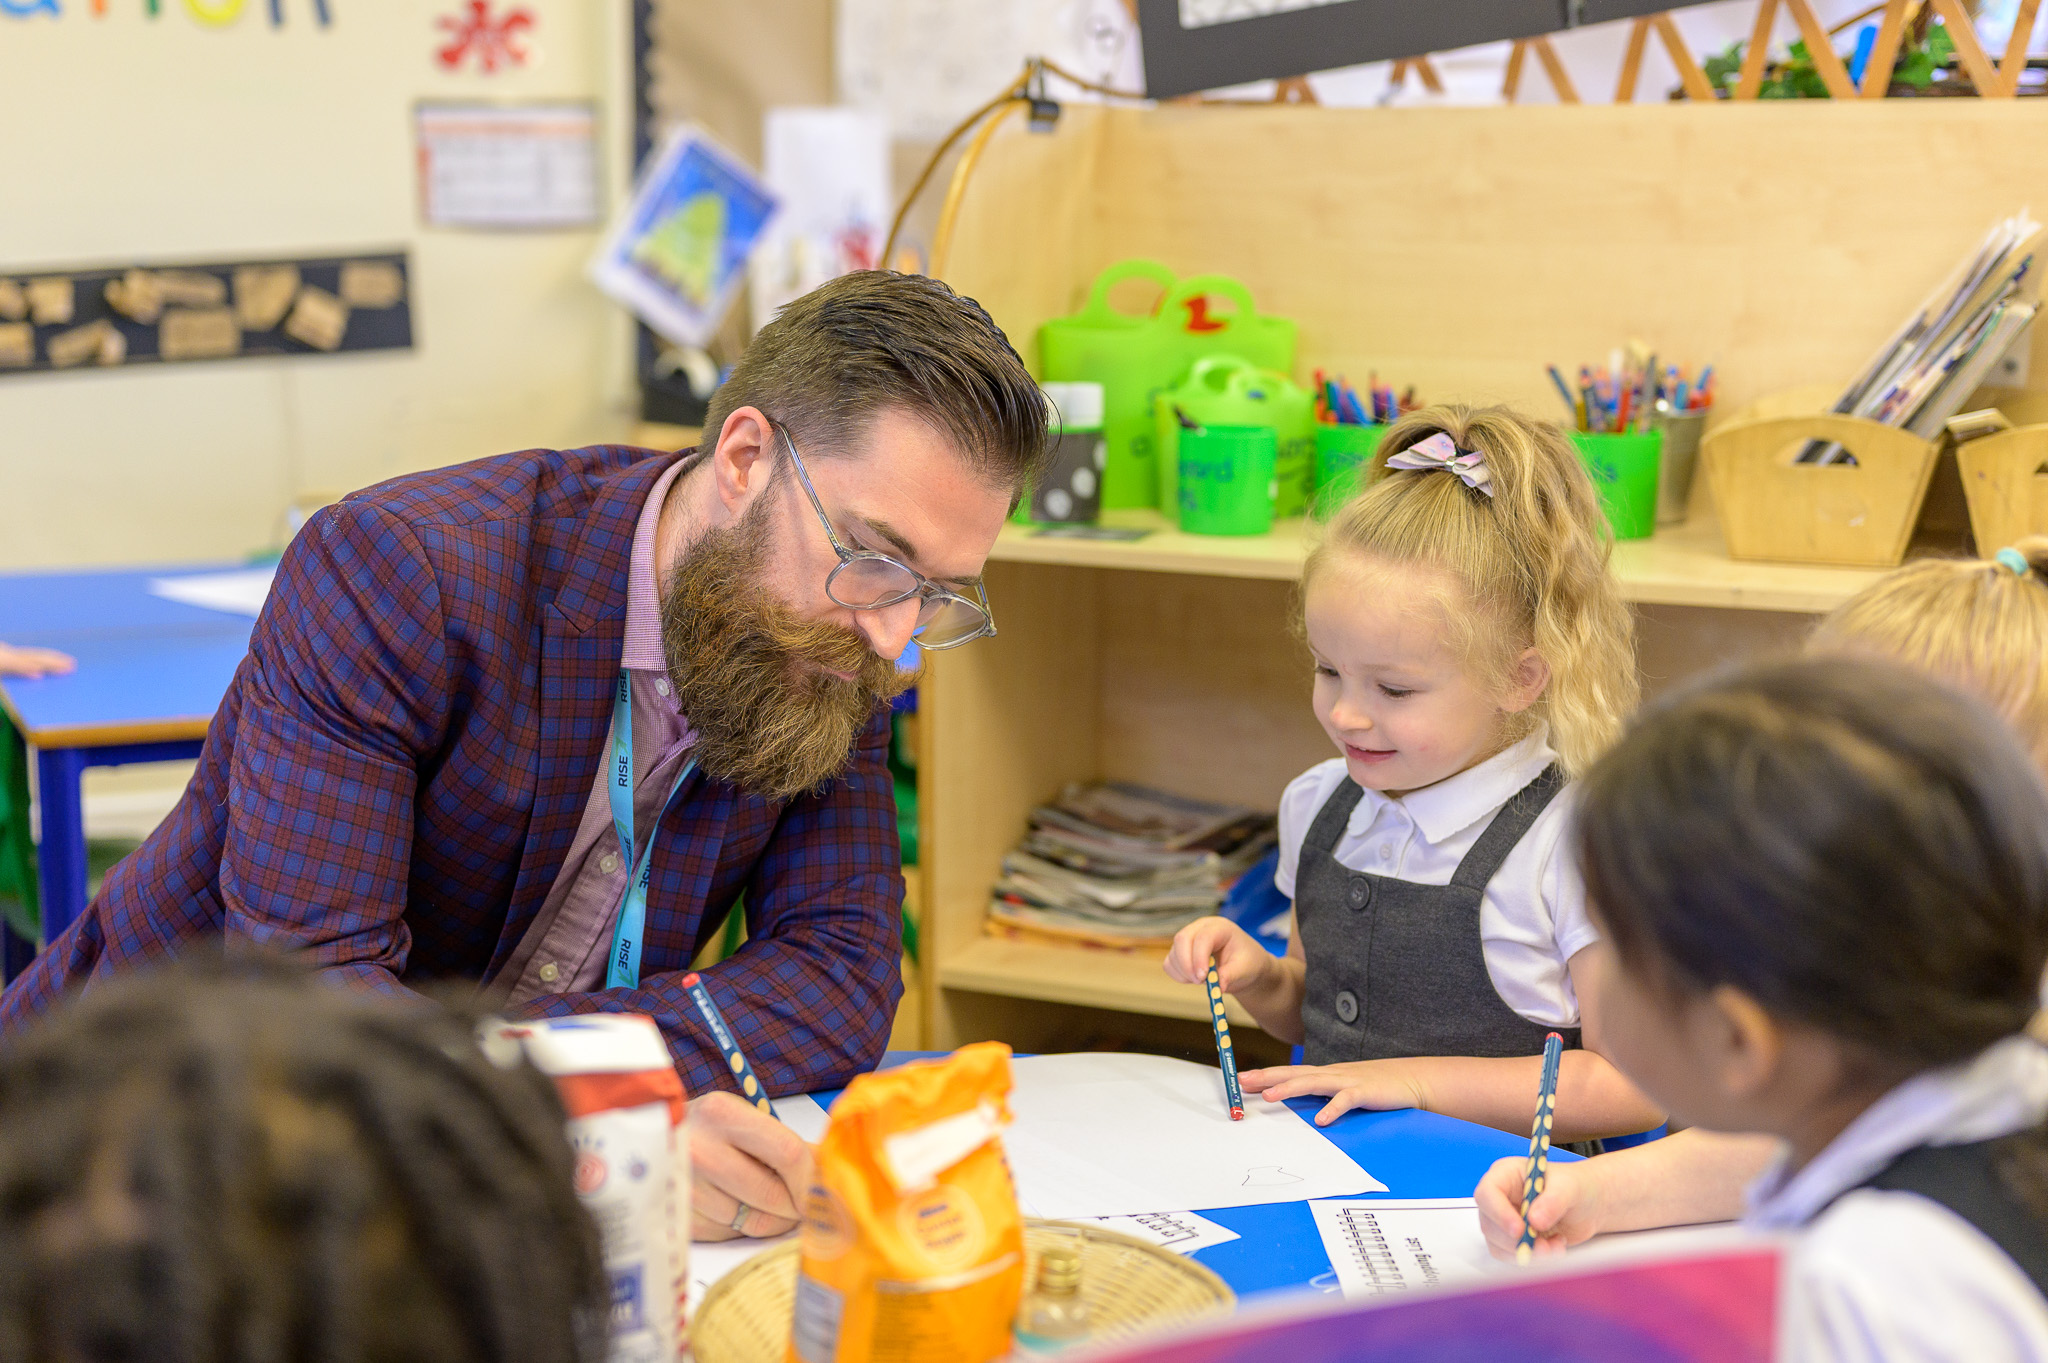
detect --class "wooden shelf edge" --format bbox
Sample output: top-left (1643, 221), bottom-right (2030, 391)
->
top-left (937, 936), bottom-right (1265, 1031)
top-left (993, 511), bottom-right (1888, 614)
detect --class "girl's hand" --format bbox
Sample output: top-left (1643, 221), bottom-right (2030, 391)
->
top-left (1237, 1060), bottom-right (1431, 1126)
top-left (1164, 917), bottom-right (1269, 995)
top-left (1473, 1153), bottom-right (1604, 1262)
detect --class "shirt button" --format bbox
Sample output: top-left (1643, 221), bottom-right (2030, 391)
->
top-left (538, 962), bottom-right (560, 984)
top-left (1378, 843), bottom-right (1393, 861)
top-left (599, 851), bottom-right (621, 875)
top-left (656, 676), bottom-right (670, 697)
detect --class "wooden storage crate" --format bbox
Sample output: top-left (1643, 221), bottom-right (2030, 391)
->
top-left (1701, 414), bottom-right (1941, 567)
top-left (1958, 425), bottom-right (2048, 550)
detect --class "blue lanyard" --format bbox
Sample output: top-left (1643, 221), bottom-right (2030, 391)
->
top-left (605, 670), bottom-right (696, 990)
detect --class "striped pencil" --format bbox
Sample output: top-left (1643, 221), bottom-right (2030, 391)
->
top-left (1515, 1031), bottom-right (1566, 1265)
top-left (680, 971), bottom-right (774, 1114)
top-left (1205, 959), bottom-right (1245, 1121)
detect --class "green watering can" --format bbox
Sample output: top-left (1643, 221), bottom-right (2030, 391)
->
top-left (1154, 356), bottom-right (1316, 521)
top-left (1039, 260), bottom-right (1296, 510)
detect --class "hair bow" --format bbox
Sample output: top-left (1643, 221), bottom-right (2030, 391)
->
top-left (1385, 432), bottom-right (1493, 497)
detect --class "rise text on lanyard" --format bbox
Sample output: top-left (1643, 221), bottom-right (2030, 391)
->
top-left (605, 669), bottom-right (696, 990)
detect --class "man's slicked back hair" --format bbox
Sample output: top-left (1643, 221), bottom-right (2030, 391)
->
top-left (702, 271), bottom-right (1048, 491)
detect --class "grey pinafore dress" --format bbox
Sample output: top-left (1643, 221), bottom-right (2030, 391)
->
top-left (1295, 764), bottom-right (1582, 1064)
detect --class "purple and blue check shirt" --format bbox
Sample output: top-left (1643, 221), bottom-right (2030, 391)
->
top-left (0, 447), bottom-right (905, 1098)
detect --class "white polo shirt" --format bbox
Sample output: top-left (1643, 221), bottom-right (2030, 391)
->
top-left (1273, 725), bottom-right (1595, 1029)
top-left (1747, 1034), bottom-right (2048, 1362)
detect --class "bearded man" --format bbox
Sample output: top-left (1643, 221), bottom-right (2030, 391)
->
top-left (0, 271), bottom-right (1046, 1241)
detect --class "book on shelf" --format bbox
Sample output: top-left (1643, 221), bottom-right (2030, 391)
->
top-left (986, 780), bottom-right (1276, 951)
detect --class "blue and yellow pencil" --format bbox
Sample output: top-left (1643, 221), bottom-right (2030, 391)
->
top-left (1515, 1031), bottom-right (1566, 1264)
top-left (1205, 958), bottom-right (1245, 1121)
top-left (681, 971), bottom-right (773, 1114)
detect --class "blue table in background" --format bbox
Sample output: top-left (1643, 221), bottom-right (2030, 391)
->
top-left (820, 1054), bottom-right (1570, 1300)
top-left (0, 566), bottom-right (252, 971)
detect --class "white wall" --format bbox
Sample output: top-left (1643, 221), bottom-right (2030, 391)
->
top-left (0, 0), bottom-right (636, 570)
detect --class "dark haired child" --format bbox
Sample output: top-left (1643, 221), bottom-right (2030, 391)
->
top-left (1478, 657), bottom-right (2048, 1359)
top-left (0, 954), bottom-right (607, 1363)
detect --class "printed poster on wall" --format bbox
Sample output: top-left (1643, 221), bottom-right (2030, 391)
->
top-left (588, 125), bottom-right (777, 348)
top-left (415, 103), bottom-right (599, 229)
top-left (747, 107), bottom-right (889, 335)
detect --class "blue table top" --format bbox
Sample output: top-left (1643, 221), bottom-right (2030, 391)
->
top-left (0, 566), bottom-right (253, 743)
top-left (823, 1053), bottom-right (1570, 1301)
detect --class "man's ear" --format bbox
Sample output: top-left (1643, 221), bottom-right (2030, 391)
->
top-left (708, 406), bottom-right (778, 521)
top-left (1500, 646), bottom-right (1551, 715)
top-left (1705, 985), bottom-right (1784, 1102)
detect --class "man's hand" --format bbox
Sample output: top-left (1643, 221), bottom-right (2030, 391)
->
top-left (1238, 1059), bottom-right (1433, 1127)
top-left (688, 1090), bottom-right (814, 1241)
top-left (1474, 1152), bottom-right (1605, 1261)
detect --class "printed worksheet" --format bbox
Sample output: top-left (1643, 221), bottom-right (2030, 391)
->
top-left (1064, 1211), bottom-right (1241, 1255)
top-left (1002, 1053), bottom-right (1384, 1219)
top-left (1309, 1198), bottom-right (1500, 1297)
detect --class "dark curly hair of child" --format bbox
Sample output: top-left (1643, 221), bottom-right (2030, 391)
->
top-left (0, 952), bottom-right (607, 1363)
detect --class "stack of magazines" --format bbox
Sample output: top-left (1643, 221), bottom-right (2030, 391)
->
top-left (1810, 209), bottom-right (2043, 460)
top-left (985, 781), bottom-right (1277, 951)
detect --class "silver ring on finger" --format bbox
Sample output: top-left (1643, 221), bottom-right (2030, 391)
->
top-left (729, 1200), bottom-right (752, 1235)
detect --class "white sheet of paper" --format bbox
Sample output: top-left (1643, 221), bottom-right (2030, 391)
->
top-left (148, 567), bottom-right (276, 617)
top-left (686, 1231), bottom-right (796, 1319)
top-left (1001, 1053), bottom-right (1384, 1220)
top-left (1310, 1197), bottom-right (1500, 1298)
top-left (770, 1092), bottom-right (830, 1143)
top-left (1066, 1211), bottom-right (1240, 1256)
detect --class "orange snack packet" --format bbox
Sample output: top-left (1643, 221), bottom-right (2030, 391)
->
top-left (789, 1042), bottom-right (1024, 1363)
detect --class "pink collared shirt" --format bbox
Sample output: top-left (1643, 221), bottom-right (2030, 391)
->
top-left (498, 455), bottom-right (697, 1002)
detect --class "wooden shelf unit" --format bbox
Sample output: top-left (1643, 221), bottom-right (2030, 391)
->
top-left (991, 510), bottom-right (1888, 612)
top-left (918, 518), bottom-right (1865, 1052)
top-left (911, 97), bottom-right (2048, 1053)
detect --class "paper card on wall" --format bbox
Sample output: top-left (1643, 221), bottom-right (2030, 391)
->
top-left (999, 1053), bottom-right (1384, 1220)
top-left (106, 269), bottom-right (166, 323)
top-left (0, 279), bottom-right (24, 322)
top-left (234, 265), bottom-right (301, 330)
top-left (416, 103), bottom-right (600, 229)
top-left (284, 286), bottom-right (350, 351)
top-left (27, 277), bottom-right (73, 325)
top-left (160, 307), bottom-right (242, 361)
top-left (338, 260), bottom-right (406, 308)
top-left (0, 323), bottom-right (30, 367)
top-left (748, 107), bottom-right (889, 334)
top-left (589, 124), bottom-right (777, 349)
top-left (46, 319), bottom-right (116, 368)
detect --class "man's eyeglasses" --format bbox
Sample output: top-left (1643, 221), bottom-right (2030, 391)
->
top-left (773, 422), bottom-right (997, 650)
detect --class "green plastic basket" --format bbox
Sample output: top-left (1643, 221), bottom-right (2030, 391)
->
top-left (1040, 261), bottom-right (1295, 511)
top-left (1155, 357), bottom-right (1315, 521)
top-left (1571, 431), bottom-right (1662, 541)
top-left (1313, 423), bottom-right (1385, 518)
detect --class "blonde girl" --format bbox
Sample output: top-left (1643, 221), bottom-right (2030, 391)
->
top-left (1479, 539), bottom-right (2048, 1268)
top-left (1166, 405), bottom-right (1662, 1142)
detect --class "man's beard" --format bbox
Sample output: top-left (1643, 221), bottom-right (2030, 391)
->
top-left (659, 502), bottom-right (915, 801)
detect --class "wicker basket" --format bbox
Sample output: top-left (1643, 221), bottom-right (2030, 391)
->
top-left (691, 1220), bottom-right (1235, 1363)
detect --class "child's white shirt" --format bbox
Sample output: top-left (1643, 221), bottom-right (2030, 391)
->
top-left (1746, 1034), bottom-right (2048, 1362)
top-left (1272, 725), bottom-right (1594, 1029)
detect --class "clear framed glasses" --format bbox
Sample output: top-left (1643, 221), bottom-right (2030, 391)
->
top-left (772, 422), bottom-right (998, 650)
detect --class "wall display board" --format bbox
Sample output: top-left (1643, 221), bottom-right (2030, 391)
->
top-left (1137, 0), bottom-right (1727, 96)
top-left (0, 251), bottom-right (412, 377)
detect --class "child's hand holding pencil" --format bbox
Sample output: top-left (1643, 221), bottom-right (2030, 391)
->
top-left (1473, 1153), bottom-right (1604, 1261)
